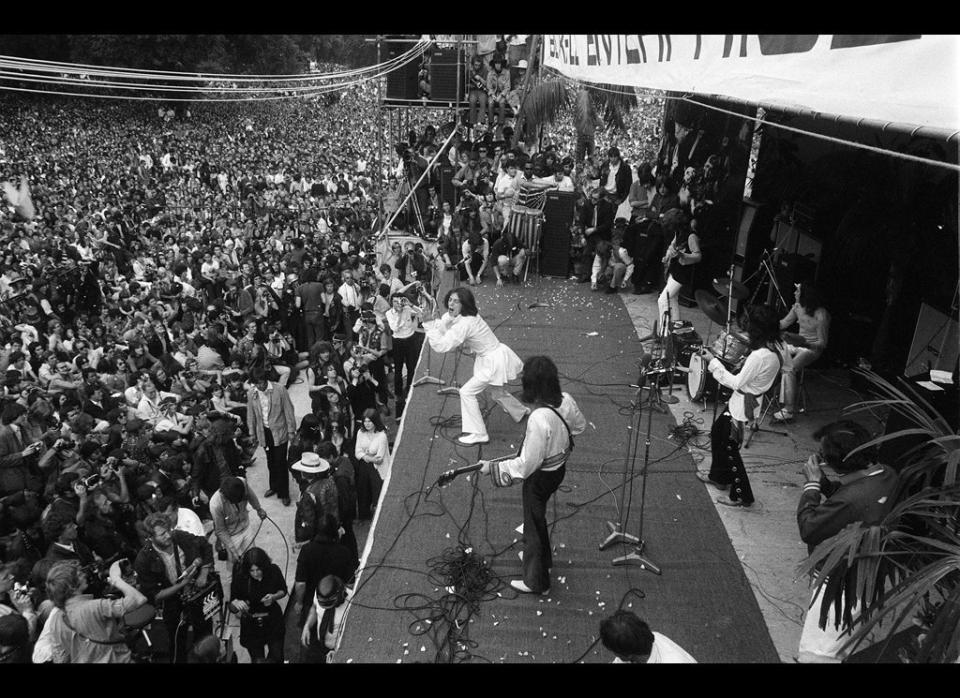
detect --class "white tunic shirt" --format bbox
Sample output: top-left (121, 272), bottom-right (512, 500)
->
top-left (499, 393), bottom-right (586, 481)
top-left (424, 314), bottom-right (522, 385)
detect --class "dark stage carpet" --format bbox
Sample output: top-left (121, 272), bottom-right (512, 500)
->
top-left (335, 278), bottom-right (779, 663)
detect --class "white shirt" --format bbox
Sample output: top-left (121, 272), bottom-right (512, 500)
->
top-left (709, 346), bottom-right (781, 423)
top-left (175, 507), bottom-right (206, 537)
top-left (385, 306), bottom-right (418, 340)
top-left (554, 175), bottom-right (575, 192)
top-left (604, 161), bottom-right (620, 195)
top-left (338, 281), bottom-right (360, 309)
top-left (499, 393), bottom-right (586, 481)
top-left (611, 632), bottom-right (697, 663)
top-left (256, 384), bottom-right (273, 425)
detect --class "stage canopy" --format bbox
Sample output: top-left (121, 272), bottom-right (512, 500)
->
top-left (543, 34), bottom-right (960, 136)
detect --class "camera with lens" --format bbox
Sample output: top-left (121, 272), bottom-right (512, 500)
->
top-left (82, 472), bottom-right (102, 489)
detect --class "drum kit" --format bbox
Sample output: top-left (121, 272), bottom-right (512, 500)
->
top-left (684, 269), bottom-right (752, 407)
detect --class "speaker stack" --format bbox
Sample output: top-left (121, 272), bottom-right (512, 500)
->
top-left (429, 47), bottom-right (461, 102)
top-left (439, 165), bottom-right (456, 208)
top-left (540, 191), bottom-right (577, 277)
top-left (384, 39), bottom-right (421, 102)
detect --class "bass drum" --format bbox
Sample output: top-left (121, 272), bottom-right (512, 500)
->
top-left (686, 353), bottom-right (719, 402)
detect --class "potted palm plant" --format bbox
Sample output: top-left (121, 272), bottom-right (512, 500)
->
top-left (797, 368), bottom-right (960, 662)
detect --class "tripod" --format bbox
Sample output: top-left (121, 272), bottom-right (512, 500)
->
top-left (397, 167), bottom-right (430, 237)
top-left (598, 367), bottom-right (663, 574)
top-left (744, 248), bottom-right (787, 313)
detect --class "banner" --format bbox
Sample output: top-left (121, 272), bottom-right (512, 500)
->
top-left (543, 35), bottom-right (960, 133)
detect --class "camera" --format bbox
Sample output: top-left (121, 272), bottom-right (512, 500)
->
top-left (82, 473), bottom-right (102, 489)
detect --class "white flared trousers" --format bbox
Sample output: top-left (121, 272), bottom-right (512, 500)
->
top-left (459, 376), bottom-right (528, 437)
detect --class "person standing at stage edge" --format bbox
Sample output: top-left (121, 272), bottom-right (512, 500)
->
top-left (248, 368), bottom-right (297, 506)
top-left (696, 305), bottom-right (782, 507)
top-left (424, 287), bottom-right (529, 445)
top-left (479, 356), bottom-right (586, 594)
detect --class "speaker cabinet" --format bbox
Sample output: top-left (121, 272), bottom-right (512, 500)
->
top-left (429, 47), bottom-right (462, 102)
top-left (438, 165), bottom-right (456, 208)
top-left (385, 40), bottom-right (420, 102)
top-left (540, 191), bottom-right (577, 277)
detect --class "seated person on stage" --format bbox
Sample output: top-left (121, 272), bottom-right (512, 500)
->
top-left (489, 229), bottom-right (527, 287)
top-left (774, 282), bottom-right (830, 424)
top-left (600, 610), bottom-right (697, 663)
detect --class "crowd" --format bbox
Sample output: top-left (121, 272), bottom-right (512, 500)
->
top-left (0, 36), bottom-right (755, 663)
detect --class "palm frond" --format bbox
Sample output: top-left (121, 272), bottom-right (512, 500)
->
top-left (571, 88), bottom-right (597, 137)
top-left (518, 80), bottom-right (570, 130)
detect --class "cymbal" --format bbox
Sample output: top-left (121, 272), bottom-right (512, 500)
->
top-left (695, 289), bottom-right (727, 326)
top-left (713, 276), bottom-right (749, 301)
top-left (783, 331), bottom-right (809, 348)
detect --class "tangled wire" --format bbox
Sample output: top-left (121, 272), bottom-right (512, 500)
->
top-left (393, 545), bottom-right (506, 663)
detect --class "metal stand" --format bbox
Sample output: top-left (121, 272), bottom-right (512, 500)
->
top-left (411, 339), bottom-right (446, 388)
top-left (437, 346), bottom-right (463, 395)
top-left (656, 305), bottom-right (679, 407)
top-left (603, 373), bottom-right (662, 574)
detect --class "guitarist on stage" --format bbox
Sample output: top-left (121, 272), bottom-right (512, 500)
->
top-left (478, 356), bottom-right (586, 595)
top-left (657, 209), bottom-right (701, 328)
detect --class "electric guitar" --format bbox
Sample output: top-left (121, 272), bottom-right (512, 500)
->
top-left (662, 232), bottom-right (680, 282)
top-left (436, 462), bottom-right (483, 487)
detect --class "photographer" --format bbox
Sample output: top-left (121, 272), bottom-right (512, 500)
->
top-left (43, 559), bottom-right (146, 663)
top-left (0, 402), bottom-right (45, 502)
top-left (385, 293), bottom-right (424, 417)
top-left (44, 513), bottom-right (97, 568)
top-left (133, 512), bottom-right (214, 663)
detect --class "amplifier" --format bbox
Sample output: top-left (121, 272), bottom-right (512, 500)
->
top-left (540, 191), bottom-right (577, 277)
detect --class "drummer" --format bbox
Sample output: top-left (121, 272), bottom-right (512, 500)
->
top-left (696, 305), bottom-right (782, 507)
top-left (773, 282), bottom-right (830, 423)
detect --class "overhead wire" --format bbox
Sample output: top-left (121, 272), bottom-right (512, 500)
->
top-left (0, 40), bottom-right (427, 83)
top-left (0, 41), bottom-right (430, 102)
top-left (545, 68), bottom-right (960, 174)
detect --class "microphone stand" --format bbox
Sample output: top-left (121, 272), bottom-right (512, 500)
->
top-left (412, 287), bottom-right (445, 388)
top-left (600, 367), bottom-right (662, 574)
top-left (598, 359), bottom-right (664, 573)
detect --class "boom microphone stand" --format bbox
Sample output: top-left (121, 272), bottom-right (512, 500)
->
top-left (412, 283), bottom-right (445, 388)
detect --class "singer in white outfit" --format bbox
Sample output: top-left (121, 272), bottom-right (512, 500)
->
top-left (424, 287), bottom-right (528, 445)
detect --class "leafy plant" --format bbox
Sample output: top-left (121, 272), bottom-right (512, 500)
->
top-left (796, 369), bottom-right (960, 662)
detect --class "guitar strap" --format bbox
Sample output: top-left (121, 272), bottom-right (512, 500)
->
top-left (490, 404), bottom-right (574, 488)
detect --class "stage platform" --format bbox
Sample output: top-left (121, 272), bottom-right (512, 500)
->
top-left (334, 277), bottom-right (779, 663)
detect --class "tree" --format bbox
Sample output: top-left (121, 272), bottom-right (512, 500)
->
top-left (514, 35), bottom-right (638, 156)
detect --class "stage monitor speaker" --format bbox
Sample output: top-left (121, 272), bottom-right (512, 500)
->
top-left (385, 40), bottom-right (421, 102)
top-left (904, 302), bottom-right (960, 378)
top-left (429, 47), bottom-right (462, 102)
top-left (438, 165), bottom-right (456, 208)
top-left (540, 191), bottom-right (576, 277)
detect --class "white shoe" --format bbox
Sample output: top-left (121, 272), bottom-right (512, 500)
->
top-left (510, 579), bottom-right (548, 595)
top-left (457, 433), bottom-right (490, 445)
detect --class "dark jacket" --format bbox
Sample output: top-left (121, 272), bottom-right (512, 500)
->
top-left (134, 530), bottom-right (214, 615)
top-left (797, 464), bottom-right (899, 554)
top-left (598, 160), bottom-right (633, 202)
top-left (192, 439), bottom-right (243, 498)
top-left (0, 424), bottom-right (43, 497)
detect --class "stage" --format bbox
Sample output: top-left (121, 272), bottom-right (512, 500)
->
top-left (334, 277), bottom-right (779, 663)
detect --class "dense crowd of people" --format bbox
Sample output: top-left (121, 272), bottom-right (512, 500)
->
top-left (0, 40), bottom-right (752, 663)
